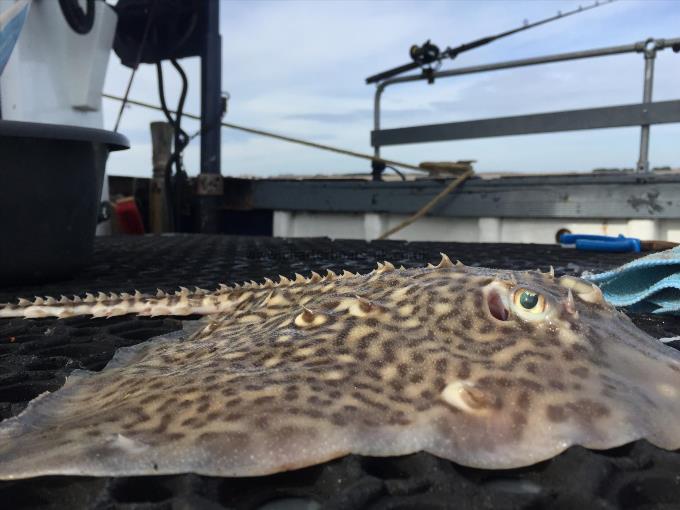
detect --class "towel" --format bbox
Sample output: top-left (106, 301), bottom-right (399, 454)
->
top-left (0, 1), bottom-right (30, 76)
top-left (584, 246), bottom-right (680, 314)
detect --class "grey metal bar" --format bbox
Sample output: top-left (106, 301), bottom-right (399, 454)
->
top-left (372, 100), bottom-right (680, 145)
top-left (200, 0), bottom-right (222, 176)
top-left (198, 0), bottom-right (222, 233)
top-left (373, 86), bottom-right (382, 161)
top-left (373, 39), bottom-right (659, 142)
top-left (637, 41), bottom-right (656, 173)
top-left (374, 37), bottom-right (680, 108)
top-left (231, 173), bottom-right (680, 220)
top-left (384, 43), bottom-right (643, 88)
top-left (372, 37), bottom-right (680, 173)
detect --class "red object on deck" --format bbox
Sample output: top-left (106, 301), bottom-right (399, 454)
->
top-left (114, 197), bottom-right (145, 235)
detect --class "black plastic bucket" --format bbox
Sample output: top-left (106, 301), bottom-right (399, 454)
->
top-left (0, 120), bottom-right (129, 285)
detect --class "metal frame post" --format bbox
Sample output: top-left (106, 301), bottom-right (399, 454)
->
top-left (197, 0), bottom-right (223, 232)
top-left (150, 121), bottom-right (174, 233)
top-left (371, 85), bottom-right (386, 180)
top-left (637, 40), bottom-right (656, 173)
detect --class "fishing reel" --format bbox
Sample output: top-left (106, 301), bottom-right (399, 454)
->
top-left (409, 40), bottom-right (441, 83)
top-left (409, 40), bottom-right (440, 65)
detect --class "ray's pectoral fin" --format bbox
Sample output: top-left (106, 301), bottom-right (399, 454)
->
top-left (600, 335), bottom-right (680, 450)
top-left (185, 314), bottom-right (226, 341)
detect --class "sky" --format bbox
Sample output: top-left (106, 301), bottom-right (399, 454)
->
top-left (102, 0), bottom-right (680, 178)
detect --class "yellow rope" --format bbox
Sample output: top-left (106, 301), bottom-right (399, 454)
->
top-left (105, 93), bottom-right (476, 238)
top-left (103, 93), bottom-right (430, 174)
top-left (377, 169), bottom-right (474, 240)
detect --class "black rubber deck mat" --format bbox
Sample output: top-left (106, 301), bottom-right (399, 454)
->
top-left (0, 234), bottom-right (679, 510)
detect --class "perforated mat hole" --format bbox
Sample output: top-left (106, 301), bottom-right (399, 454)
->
top-left (217, 463), bottom-right (326, 508)
top-left (25, 356), bottom-right (71, 371)
top-left (617, 476), bottom-right (680, 508)
top-left (70, 327), bottom-right (99, 337)
top-left (361, 457), bottom-right (411, 480)
top-left (0, 382), bottom-right (63, 403)
top-left (257, 497), bottom-right (321, 510)
top-left (599, 442), bottom-right (636, 459)
top-left (3, 334), bottom-right (68, 345)
top-left (456, 460), bottom-right (548, 486)
top-left (482, 477), bottom-right (544, 496)
top-left (62, 316), bottom-right (104, 328)
top-left (0, 325), bottom-right (29, 338)
top-left (110, 477), bottom-right (174, 504)
top-left (116, 327), bottom-right (181, 341)
top-left (39, 343), bottom-right (109, 359)
top-left (105, 320), bottom-right (156, 334)
top-left (0, 483), bottom-right (49, 509)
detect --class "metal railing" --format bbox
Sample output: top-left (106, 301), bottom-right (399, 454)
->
top-left (372, 37), bottom-right (680, 173)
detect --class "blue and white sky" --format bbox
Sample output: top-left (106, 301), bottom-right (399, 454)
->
top-left (103, 0), bottom-right (680, 178)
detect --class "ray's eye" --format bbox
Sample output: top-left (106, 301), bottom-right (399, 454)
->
top-left (514, 289), bottom-right (546, 314)
top-left (519, 291), bottom-right (538, 309)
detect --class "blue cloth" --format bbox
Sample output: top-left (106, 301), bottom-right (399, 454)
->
top-left (0, 1), bottom-right (30, 76)
top-left (585, 246), bottom-right (680, 314)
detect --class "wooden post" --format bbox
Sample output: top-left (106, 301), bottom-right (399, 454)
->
top-left (149, 122), bottom-right (173, 233)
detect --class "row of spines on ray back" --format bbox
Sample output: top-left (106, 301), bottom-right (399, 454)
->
top-left (0, 254), bottom-right (473, 316)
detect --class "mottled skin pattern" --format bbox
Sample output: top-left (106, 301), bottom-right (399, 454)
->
top-left (0, 255), bottom-right (679, 479)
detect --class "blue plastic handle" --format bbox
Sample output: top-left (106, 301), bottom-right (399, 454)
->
top-left (574, 238), bottom-right (641, 252)
top-left (560, 233), bottom-right (626, 244)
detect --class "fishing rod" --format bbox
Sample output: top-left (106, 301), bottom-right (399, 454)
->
top-left (366, 0), bottom-right (617, 84)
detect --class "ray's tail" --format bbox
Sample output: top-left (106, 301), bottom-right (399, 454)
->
top-left (0, 286), bottom-right (236, 319)
top-left (0, 263), bottom-right (399, 320)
